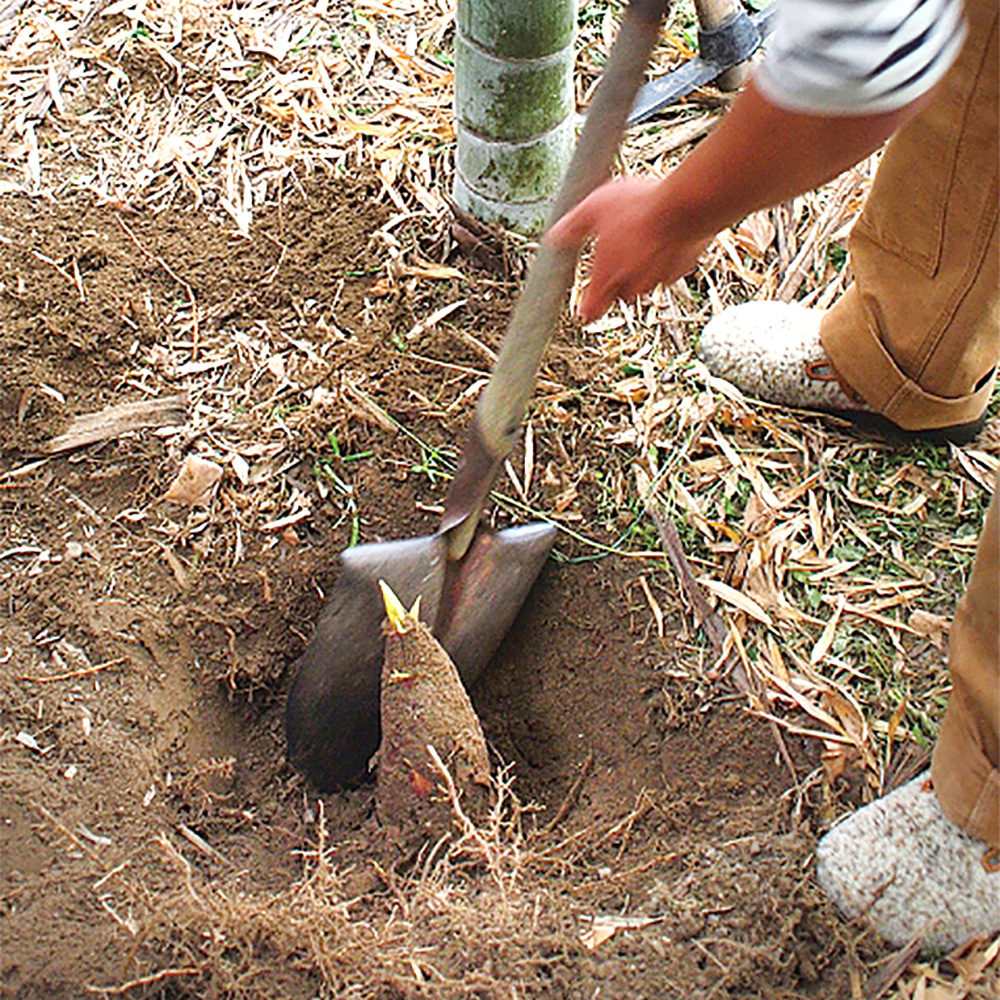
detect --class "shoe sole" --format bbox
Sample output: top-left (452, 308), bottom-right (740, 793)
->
top-left (829, 409), bottom-right (987, 447)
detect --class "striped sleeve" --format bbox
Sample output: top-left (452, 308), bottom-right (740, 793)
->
top-left (756, 0), bottom-right (968, 114)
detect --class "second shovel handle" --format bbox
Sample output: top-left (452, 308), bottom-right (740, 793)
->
top-left (694, 0), bottom-right (743, 27)
top-left (695, 0), bottom-right (753, 90)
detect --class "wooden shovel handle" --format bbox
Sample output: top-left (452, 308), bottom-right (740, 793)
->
top-left (694, 0), bottom-right (743, 27)
top-left (441, 0), bottom-right (670, 558)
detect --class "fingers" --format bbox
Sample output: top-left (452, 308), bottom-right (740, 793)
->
top-left (577, 280), bottom-right (616, 324)
top-left (578, 240), bottom-right (704, 323)
top-left (547, 185), bottom-right (623, 321)
top-left (546, 177), bottom-right (702, 323)
top-left (545, 195), bottom-right (598, 249)
top-left (578, 237), bottom-right (653, 322)
top-left (578, 270), bottom-right (649, 323)
top-left (578, 262), bottom-right (630, 322)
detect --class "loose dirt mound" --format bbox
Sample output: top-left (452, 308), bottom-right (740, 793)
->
top-left (2, 178), bottom-right (886, 999)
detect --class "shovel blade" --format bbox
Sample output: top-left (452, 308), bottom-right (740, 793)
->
top-left (285, 522), bottom-right (556, 790)
top-left (436, 522), bottom-right (557, 679)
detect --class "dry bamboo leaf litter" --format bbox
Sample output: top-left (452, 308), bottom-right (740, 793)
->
top-left (1, 3), bottom-right (997, 997)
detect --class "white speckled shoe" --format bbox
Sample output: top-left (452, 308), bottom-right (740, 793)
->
top-left (698, 301), bottom-right (990, 444)
top-left (698, 301), bottom-right (871, 413)
top-left (816, 772), bottom-right (1000, 953)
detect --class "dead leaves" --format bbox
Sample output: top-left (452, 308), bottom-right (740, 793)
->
top-left (888, 935), bottom-right (1000, 1000)
top-left (148, 130), bottom-right (219, 170)
top-left (390, 256), bottom-right (465, 283)
top-left (698, 576), bottom-right (773, 627)
top-left (733, 211), bottom-right (776, 258)
top-left (580, 913), bottom-right (663, 951)
top-left (810, 594), bottom-right (846, 665)
top-left (620, 346), bottom-right (997, 800)
top-left (162, 455), bottom-right (223, 506)
top-left (4, 0), bottom-right (456, 231)
top-left (368, 257), bottom-right (466, 297)
top-left (908, 610), bottom-right (950, 648)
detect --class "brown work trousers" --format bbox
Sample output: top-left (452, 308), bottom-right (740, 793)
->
top-left (820, 0), bottom-right (999, 848)
top-left (934, 483), bottom-right (999, 849)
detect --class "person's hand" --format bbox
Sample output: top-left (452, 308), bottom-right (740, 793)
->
top-left (546, 176), bottom-right (713, 323)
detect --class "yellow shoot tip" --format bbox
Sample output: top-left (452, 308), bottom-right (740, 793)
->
top-left (379, 580), bottom-right (407, 630)
top-left (378, 581), bottom-right (422, 631)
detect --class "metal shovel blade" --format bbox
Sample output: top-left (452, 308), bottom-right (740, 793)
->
top-left (284, 522), bottom-right (556, 790)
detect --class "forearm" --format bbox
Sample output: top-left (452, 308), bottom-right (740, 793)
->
top-left (650, 78), bottom-right (929, 241)
top-left (546, 67), bottom-right (938, 321)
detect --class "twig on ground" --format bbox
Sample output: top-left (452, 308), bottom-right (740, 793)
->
top-left (31, 803), bottom-right (110, 870)
top-left (115, 216), bottom-right (201, 357)
top-left (41, 394), bottom-right (188, 454)
top-left (85, 966), bottom-right (202, 996)
top-left (863, 935), bottom-right (924, 1000)
top-left (28, 249), bottom-right (77, 292)
top-left (176, 824), bottom-right (233, 868)
top-left (543, 751), bottom-right (594, 833)
top-left (19, 656), bottom-right (128, 684)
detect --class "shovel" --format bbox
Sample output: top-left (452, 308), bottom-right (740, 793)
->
top-left (285, 0), bottom-right (670, 791)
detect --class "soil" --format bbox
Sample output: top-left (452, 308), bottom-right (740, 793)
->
top-left (1, 176), bottom-right (882, 999)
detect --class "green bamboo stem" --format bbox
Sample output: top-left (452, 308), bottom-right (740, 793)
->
top-left (453, 0), bottom-right (577, 234)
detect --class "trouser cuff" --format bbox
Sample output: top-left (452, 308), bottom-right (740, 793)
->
top-left (933, 701), bottom-right (1000, 850)
top-left (820, 285), bottom-right (996, 432)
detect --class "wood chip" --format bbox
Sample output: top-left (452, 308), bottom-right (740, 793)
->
top-left (42, 394), bottom-right (188, 454)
